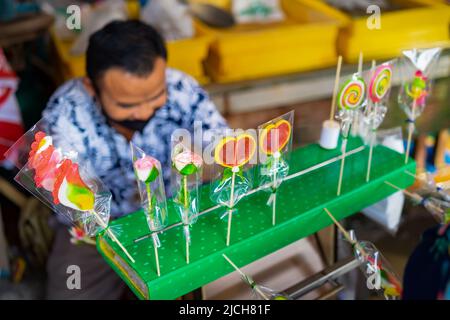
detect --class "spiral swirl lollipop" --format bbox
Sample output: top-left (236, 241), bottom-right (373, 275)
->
top-left (338, 77), bottom-right (366, 112)
top-left (369, 65), bottom-right (392, 104)
top-left (364, 63), bottom-right (393, 182)
top-left (336, 75), bottom-right (366, 196)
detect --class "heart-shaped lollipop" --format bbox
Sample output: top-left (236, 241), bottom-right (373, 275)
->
top-left (214, 133), bottom-right (256, 168)
top-left (259, 119), bottom-right (292, 155)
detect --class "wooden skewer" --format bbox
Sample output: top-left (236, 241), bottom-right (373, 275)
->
top-left (329, 56), bottom-right (343, 121)
top-left (226, 170), bottom-right (236, 246)
top-left (365, 60), bottom-right (377, 183)
top-left (323, 208), bottom-right (353, 244)
top-left (358, 51), bottom-right (364, 76)
top-left (405, 99), bottom-right (417, 164)
top-left (323, 208), bottom-right (367, 257)
top-left (384, 181), bottom-right (422, 202)
top-left (222, 254), bottom-right (270, 300)
top-left (93, 211), bottom-right (135, 263)
top-left (337, 138), bottom-right (347, 196)
top-left (153, 234), bottom-right (161, 276)
top-left (385, 180), bottom-right (443, 223)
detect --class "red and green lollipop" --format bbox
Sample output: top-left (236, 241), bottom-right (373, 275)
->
top-left (26, 131), bottom-right (135, 263)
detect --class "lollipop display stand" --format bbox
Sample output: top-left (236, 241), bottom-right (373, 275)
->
top-left (97, 137), bottom-right (415, 300)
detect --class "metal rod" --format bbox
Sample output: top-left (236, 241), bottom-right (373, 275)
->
top-left (285, 256), bottom-right (361, 299)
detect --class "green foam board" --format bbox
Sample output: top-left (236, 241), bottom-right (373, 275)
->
top-left (97, 137), bottom-right (415, 300)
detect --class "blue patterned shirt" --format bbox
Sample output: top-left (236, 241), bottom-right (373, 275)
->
top-left (42, 68), bottom-right (228, 218)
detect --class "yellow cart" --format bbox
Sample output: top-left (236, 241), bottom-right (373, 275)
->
top-left (200, 0), bottom-right (348, 83)
top-left (335, 0), bottom-right (450, 63)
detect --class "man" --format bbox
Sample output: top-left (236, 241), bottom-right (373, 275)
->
top-left (43, 20), bottom-right (227, 299)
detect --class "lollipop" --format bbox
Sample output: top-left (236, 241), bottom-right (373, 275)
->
top-left (28, 132), bottom-right (62, 191)
top-left (385, 181), bottom-right (450, 224)
top-left (131, 143), bottom-right (168, 276)
top-left (364, 61), bottom-right (393, 182)
top-left (222, 254), bottom-right (291, 300)
top-left (351, 235), bottom-right (403, 299)
top-left (336, 74), bottom-right (367, 196)
top-left (211, 132), bottom-right (256, 246)
top-left (404, 170), bottom-right (450, 203)
top-left (51, 158), bottom-right (134, 262)
top-left (52, 159), bottom-right (95, 210)
top-left (369, 63), bottom-right (392, 104)
top-left (324, 208), bottom-right (402, 299)
top-left (11, 130), bottom-right (135, 263)
top-left (171, 142), bottom-right (203, 264)
top-left (258, 113), bottom-right (293, 226)
top-left (398, 48), bottom-right (442, 164)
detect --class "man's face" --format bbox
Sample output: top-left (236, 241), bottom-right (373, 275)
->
top-left (95, 57), bottom-right (167, 125)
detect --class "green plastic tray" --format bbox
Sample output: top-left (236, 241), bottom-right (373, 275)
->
top-left (97, 137), bottom-right (416, 300)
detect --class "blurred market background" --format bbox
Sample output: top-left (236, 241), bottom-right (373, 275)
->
top-left (0, 0), bottom-right (449, 299)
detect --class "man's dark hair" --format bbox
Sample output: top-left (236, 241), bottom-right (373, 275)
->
top-left (86, 20), bottom-right (167, 91)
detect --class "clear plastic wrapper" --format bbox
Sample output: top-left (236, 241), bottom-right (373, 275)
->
top-left (362, 60), bottom-right (394, 181)
top-left (222, 254), bottom-right (291, 300)
top-left (325, 208), bottom-right (401, 300)
top-left (417, 197), bottom-right (450, 225)
top-left (385, 180), bottom-right (450, 225)
top-left (409, 171), bottom-right (450, 203)
top-left (335, 72), bottom-right (367, 195)
top-left (258, 111), bottom-right (293, 225)
top-left (170, 141), bottom-right (203, 264)
top-left (349, 230), bottom-right (403, 300)
top-left (210, 129), bottom-right (257, 246)
top-left (363, 61), bottom-right (393, 131)
top-left (69, 226), bottom-right (96, 246)
top-left (397, 47), bottom-right (442, 163)
top-left (131, 143), bottom-right (168, 275)
top-left (4, 123), bottom-right (135, 263)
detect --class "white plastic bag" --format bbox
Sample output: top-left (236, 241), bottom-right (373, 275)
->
top-left (140, 0), bottom-right (194, 41)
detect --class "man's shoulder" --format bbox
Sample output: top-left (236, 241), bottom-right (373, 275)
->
top-left (166, 68), bottom-right (201, 91)
top-left (43, 78), bottom-right (93, 118)
top-left (43, 78), bottom-right (93, 127)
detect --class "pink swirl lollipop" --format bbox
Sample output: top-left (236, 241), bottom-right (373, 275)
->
top-left (369, 65), bottom-right (392, 103)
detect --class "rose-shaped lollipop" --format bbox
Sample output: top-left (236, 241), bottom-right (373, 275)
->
top-left (171, 143), bottom-right (203, 264)
top-left (131, 143), bottom-right (168, 276)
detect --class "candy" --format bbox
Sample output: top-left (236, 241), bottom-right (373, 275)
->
top-left (172, 144), bottom-right (203, 175)
top-left (369, 64), bottom-right (392, 103)
top-left (337, 77), bottom-right (366, 110)
top-left (259, 119), bottom-right (292, 155)
top-left (52, 159), bottom-right (95, 211)
top-left (214, 134), bottom-right (256, 168)
top-left (134, 155), bottom-right (160, 183)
